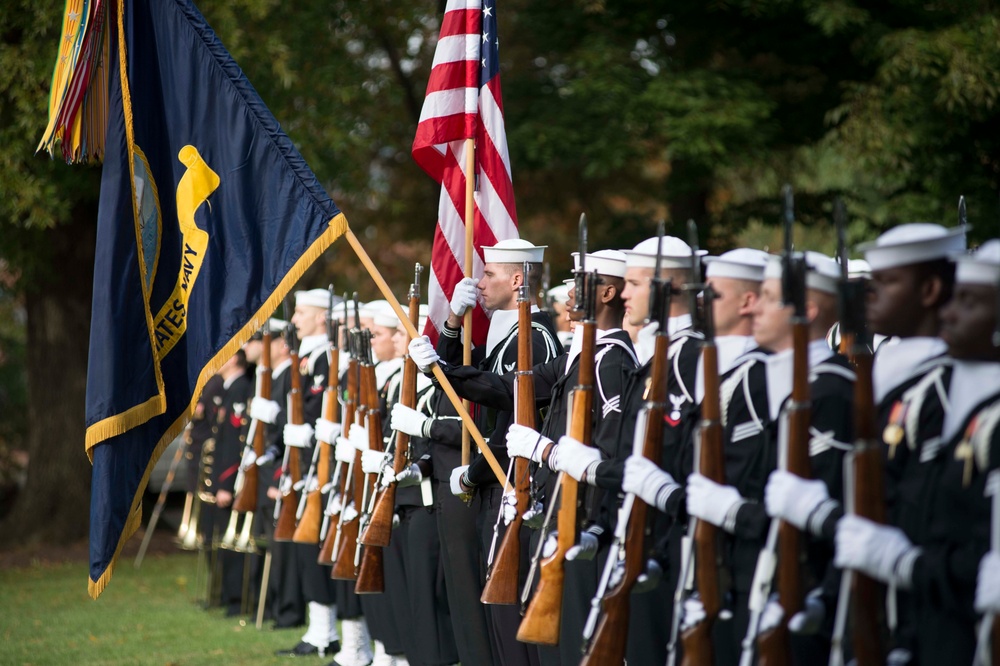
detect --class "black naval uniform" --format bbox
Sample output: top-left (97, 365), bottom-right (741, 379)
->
top-left (446, 328), bottom-right (637, 665)
top-left (385, 373), bottom-right (460, 666)
top-left (187, 374), bottom-right (225, 494)
top-left (210, 370), bottom-right (255, 613)
top-left (426, 383), bottom-right (497, 666)
top-left (434, 309), bottom-right (561, 666)
top-left (588, 319), bottom-right (702, 666)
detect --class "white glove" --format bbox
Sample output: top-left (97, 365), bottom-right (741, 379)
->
top-left (608, 557), bottom-right (662, 592)
top-left (522, 502), bottom-right (545, 529)
top-left (567, 530), bottom-right (599, 561)
top-left (450, 277), bottom-right (479, 317)
top-left (835, 514), bottom-right (920, 588)
top-left (283, 423), bottom-right (313, 448)
top-left (450, 465), bottom-right (471, 496)
top-left (249, 397), bottom-right (280, 425)
top-left (334, 437), bottom-right (355, 464)
top-left (390, 403), bottom-right (429, 437)
top-left (636, 322), bottom-right (659, 365)
top-left (680, 596), bottom-right (707, 632)
top-left (887, 648), bottom-right (914, 665)
top-left (548, 436), bottom-right (602, 483)
top-left (315, 418), bottom-right (342, 444)
top-left (342, 502), bottom-right (358, 523)
top-left (977, 551), bottom-right (1000, 613)
top-left (349, 424), bottom-right (369, 451)
top-left (361, 448), bottom-right (391, 475)
top-left (408, 336), bottom-right (440, 373)
top-left (622, 455), bottom-right (680, 512)
top-left (326, 493), bottom-right (343, 515)
top-left (501, 490), bottom-right (518, 525)
top-left (765, 470), bottom-right (831, 533)
top-left (686, 473), bottom-right (746, 532)
top-left (505, 424), bottom-right (550, 463)
top-left (240, 447), bottom-right (258, 470)
top-left (758, 594), bottom-right (784, 635)
top-left (393, 463), bottom-right (423, 488)
top-left (788, 589), bottom-right (825, 634)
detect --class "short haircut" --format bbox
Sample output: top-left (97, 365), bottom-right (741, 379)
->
top-left (500, 262), bottom-right (544, 294)
top-left (911, 258), bottom-right (957, 309)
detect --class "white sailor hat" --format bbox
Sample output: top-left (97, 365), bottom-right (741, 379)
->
top-left (482, 239), bottom-right (547, 264)
top-left (704, 248), bottom-right (770, 282)
top-left (955, 240), bottom-right (1000, 286)
top-left (331, 300), bottom-right (362, 322)
top-left (395, 304), bottom-right (430, 330)
top-left (359, 299), bottom-right (390, 320)
top-left (847, 259), bottom-right (872, 280)
top-left (295, 288), bottom-right (332, 309)
top-left (266, 317), bottom-right (288, 333)
top-left (366, 301), bottom-right (399, 329)
top-left (547, 283), bottom-right (571, 304)
top-left (857, 224), bottom-right (967, 271)
top-left (624, 236), bottom-right (707, 270)
top-left (571, 249), bottom-right (628, 278)
top-left (763, 252), bottom-right (841, 295)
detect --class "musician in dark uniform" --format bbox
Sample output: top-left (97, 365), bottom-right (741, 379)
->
top-left (766, 224), bottom-right (965, 662)
top-left (836, 240), bottom-right (1000, 665)
top-left (209, 349), bottom-right (255, 614)
top-left (408, 238), bottom-right (561, 666)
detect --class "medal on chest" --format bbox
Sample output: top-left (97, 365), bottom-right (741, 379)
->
top-left (883, 400), bottom-right (908, 459)
top-left (954, 414), bottom-right (980, 488)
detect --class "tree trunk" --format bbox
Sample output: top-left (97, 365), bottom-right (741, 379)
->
top-left (0, 204), bottom-right (96, 547)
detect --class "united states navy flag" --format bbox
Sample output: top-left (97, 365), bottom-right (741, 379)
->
top-left (67, 0), bottom-right (346, 597)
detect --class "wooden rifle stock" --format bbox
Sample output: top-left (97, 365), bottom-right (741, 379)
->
top-left (320, 357), bottom-right (352, 566)
top-left (233, 330), bottom-right (271, 513)
top-left (849, 346), bottom-right (887, 664)
top-left (355, 357), bottom-right (385, 593)
top-left (273, 347), bottom-right (304, 542)
top-left (331, 350), bottom-right (362, 580)
top-left (582, 331), bottom-right (671, 665)
top-left (681, 337), bottom-right (725, 664)
top-left (757, 322), bottom-right (810, 665)
top-left (518, 316), bottom-right (595, 643)
top-left (293, 346), bottom-right (339, 543)
top-left (362, 289), bottom-right (419, 547)
top-left (481, 289), bottom-right (536, 605)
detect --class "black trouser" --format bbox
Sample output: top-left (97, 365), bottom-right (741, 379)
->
top-left (476, 486), bottom-right (540, 666)
top-left (436, 486), bottom-right (496, 666)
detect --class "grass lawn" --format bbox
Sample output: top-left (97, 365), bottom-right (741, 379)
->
top-left (0, 551), bottom-right (308, 666)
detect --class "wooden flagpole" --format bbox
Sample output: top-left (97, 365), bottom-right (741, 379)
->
top-left (344, 228), bottom-right (507, 487)
top-left (462, 137), bottom-right (475, 466)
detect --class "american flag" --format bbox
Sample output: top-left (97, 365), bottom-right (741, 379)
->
top-left (412, 0), bottom-right (518, 345)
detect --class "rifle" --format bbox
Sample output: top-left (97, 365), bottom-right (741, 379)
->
top-left (319, 294), bottom-right (351, 566)
top-left (581, 221), bottom-right (672, 665)
top-left (518, 214), bottom-right (595, 643)
top-left (832, 199), bottom-right (887, 665)
top-left (355, 330), bottom-right (386, 594)
top-left (331, 307), bottom-right (363, 580)
top-left (676, 219), bottom-right (725, 666)
top-left (294, 286), bottom-right (340, 544)
top-left (273, 319), bottom-right (303, 542)
top-left (361, 264), bottom-right (423, 548)
top-left (755, 185), bottom-right (810, 666)
top-left (481, 260), bottom-right (537, 605)
top-left (233, 324), bottom-right (271, 515)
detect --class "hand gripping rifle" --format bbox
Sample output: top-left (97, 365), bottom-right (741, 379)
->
top-left (827, 198), bottom-right (888, 666)
top-left (481, 260), bottom-right (537, 605)
top-left (362, 264), bottom-right (423, 548)
top-left (273, 317), bottom-right (304, 542)
top-left (673, 220), bottom-right (726, 666)
top-left (331, 300), bottom-right (363, 580)
top-left (581, 221), bottom-right (673, 665)
top-left (355, 331), bottom-right (386, 593)
top-left (753, 185), bottom-right (810, 666)
top-left (518, 214), bottom-right (596, 643)
top-left (319, 294), bottom-right (351, 566)
top-left (294, 286), bottom-right (340, 544)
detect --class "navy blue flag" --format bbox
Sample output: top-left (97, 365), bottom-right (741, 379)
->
top-left (84, 0), bottom-right (346, 597)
